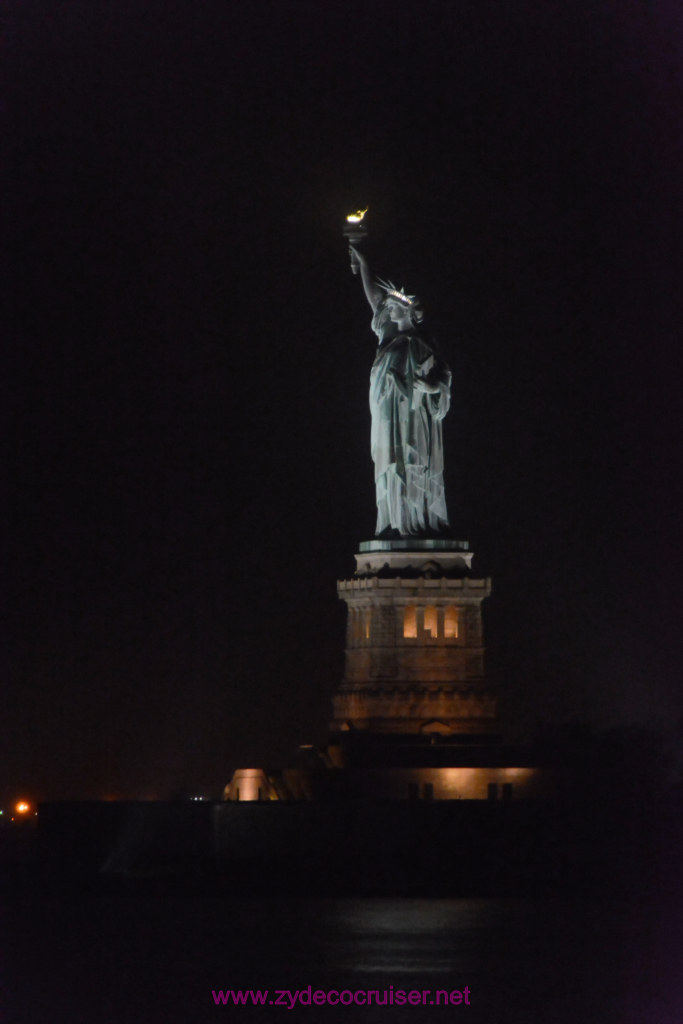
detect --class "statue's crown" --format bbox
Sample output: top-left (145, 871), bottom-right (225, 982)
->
top-left (377, 278), bottom-right (417, 306)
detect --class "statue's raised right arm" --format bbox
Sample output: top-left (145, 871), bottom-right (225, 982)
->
top-left (349, 244), bottom-right (383, 313)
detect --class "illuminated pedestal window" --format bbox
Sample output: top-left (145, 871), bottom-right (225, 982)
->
top-left (351, 607), bottom-right (373, 642)
top-left (423, 605), bottom-right (437, 637)
top-left (404, 605), bottom-right (417, 638)
top-left (403, 604), bottom-right (459, 640)
top-left (444, 605), bottom-right (458, 638)
top-left (364, 608), bottom-right (371, 639)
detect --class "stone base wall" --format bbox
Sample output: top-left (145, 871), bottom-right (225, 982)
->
top-left (332, 682), bottom-right (498, 735)
top-left (333, 541), bottom-right (497, 737)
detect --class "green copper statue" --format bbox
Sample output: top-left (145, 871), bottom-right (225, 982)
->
top-left (348, 238), bottom-right (451, 536)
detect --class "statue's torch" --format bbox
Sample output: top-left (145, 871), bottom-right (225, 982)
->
top-left (343, 208), bottom-right (368, 274)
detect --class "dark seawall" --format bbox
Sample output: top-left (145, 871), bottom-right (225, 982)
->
top-left (24, 796), bottom-right (676, 898)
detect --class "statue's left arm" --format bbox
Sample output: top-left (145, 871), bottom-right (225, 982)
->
top-left (414, 353), bottom-right (451, 420)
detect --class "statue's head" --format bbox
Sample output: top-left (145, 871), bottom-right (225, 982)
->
top-left (378, 278), bottom-right (424, 326)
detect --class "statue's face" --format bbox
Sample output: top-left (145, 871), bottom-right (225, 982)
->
top-left (387, 299), bottom-right (410, 324)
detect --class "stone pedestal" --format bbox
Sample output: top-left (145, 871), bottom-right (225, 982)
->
top-left (331, 539), bottom-right (498, 740)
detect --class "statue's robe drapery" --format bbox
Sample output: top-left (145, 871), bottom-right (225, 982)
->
top-left (370, 301), bottom-right (451, 535)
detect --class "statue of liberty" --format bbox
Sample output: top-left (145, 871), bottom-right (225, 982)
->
top-left (348, 241), bottom-right (451, 537)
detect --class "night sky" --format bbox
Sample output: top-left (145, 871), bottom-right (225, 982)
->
top-left (6, 0), bottom-right (683, 801)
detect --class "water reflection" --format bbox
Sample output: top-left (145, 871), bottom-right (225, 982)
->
top-left (236, 896), bottom-right (682, 1023)
top-left (324, 898), bottom-right (498, 974)
top-left (7, 889), bottom-right (682, 1023)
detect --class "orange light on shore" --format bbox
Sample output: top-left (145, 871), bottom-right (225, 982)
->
top-left (15, 801), bottom-right (32, 815)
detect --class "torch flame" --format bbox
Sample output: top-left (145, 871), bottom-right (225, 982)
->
top-left (346, 208), bottom-right (368, 223)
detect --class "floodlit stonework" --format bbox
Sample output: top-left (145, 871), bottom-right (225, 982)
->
top-left (331, 540), bottom-right (498, 739)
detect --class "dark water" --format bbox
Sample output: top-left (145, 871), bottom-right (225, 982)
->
top-left (4, 889), bottom-right (682, 1023)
